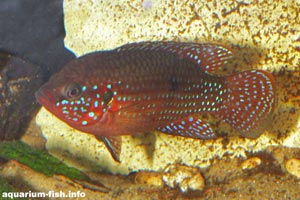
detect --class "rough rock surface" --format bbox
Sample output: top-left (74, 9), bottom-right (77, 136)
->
top-left (0, 0), bottom-right (75, 139)
top-left (0, 53), bottom-right (42, 139)
top-left (37, 0), bottom-right (300, 174)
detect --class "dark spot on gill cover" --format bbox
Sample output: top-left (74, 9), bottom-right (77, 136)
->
top-left (103, 90), bottom-right (114, 105)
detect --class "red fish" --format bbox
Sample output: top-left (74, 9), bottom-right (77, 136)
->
top-left (35, 41), bottom-right (275, 162)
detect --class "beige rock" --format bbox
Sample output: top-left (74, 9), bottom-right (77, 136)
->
top-left (135, 171), bottom-right (164, 187)
top-left (162, 164), bottom-right (205, 192)
top-left (241, 157), bottom-right (262, 170)
top-left (285, 158), bottom-right (300, 178)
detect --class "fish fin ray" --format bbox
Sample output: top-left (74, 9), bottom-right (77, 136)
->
top-left (157, 117), bottom-right (217, 139)
top-left (116, 41), bottom-right (233, 73)
top-left (218, 70), bottom-right (275, 138)
top-left (95, 136), bottom-right (122, 162)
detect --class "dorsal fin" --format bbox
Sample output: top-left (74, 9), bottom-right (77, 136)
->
top-left (116, 41), bottom-right (233, 73)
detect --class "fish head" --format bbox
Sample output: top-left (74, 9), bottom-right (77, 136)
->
top-left (35, 71), bottom-right (110, 132)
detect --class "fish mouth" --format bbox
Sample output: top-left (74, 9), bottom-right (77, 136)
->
top-left (35, 86), bottom-right (47, 104)
top-left (35, 85), bottom-right (55, 110)
top-left (35, 88), bottom-right (44, 104)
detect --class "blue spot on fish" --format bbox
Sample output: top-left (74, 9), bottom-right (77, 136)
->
top-left (88, 112), bottom-right (95, 117)
top-left (94, 101), bottom-right (99, 108)
top-left (61, 100), bottom-right (69, 105)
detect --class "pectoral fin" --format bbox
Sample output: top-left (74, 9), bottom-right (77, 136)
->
top-left (95, 136), bottom-right (122, 162)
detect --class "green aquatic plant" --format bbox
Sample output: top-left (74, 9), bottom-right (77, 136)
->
top-left (0, 141), bottom-right (88, 181)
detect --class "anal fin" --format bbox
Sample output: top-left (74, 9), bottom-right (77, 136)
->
top-left (95, 136), bottom-right (122, 162)
top-left (157, 117), bottom-right (217, 140)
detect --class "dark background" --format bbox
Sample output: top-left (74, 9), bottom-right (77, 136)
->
top-left (0, 0), bottom-right (75, 139)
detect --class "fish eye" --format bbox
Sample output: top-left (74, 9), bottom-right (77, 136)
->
top-left (65, 82), bottom-right (82, 99)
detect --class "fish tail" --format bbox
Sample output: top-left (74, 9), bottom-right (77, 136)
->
top-left (217, 70), bottom-right (275, 138)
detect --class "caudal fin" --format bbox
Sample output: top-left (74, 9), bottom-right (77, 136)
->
top-left (217, 70), bottom-right (275, 138)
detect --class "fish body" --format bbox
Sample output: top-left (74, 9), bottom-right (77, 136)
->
top-left (35, 41), bottom-right (275, 162)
